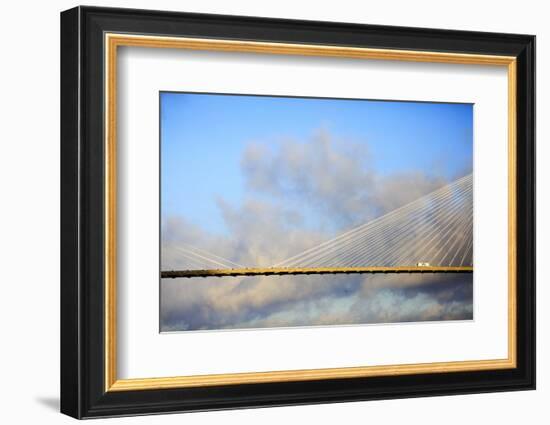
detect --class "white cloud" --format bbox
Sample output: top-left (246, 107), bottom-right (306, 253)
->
top-left (161, 129), bottom-right (473, 331)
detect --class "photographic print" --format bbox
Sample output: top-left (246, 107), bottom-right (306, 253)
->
top-left (160, 92), bottom-right (473, 332)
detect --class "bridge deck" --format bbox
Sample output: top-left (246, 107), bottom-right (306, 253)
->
top-left (161, 266), bottom-right (473, 278)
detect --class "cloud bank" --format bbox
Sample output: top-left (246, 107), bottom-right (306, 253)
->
top-left (161, 129), bottom-right (473, 331)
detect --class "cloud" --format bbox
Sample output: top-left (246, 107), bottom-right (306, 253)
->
top-left (161, 129), bottom-right (473, 331)
top-left (160, 273), bottom-right (472, 331)
top-left (241, 130), bottom-right (376, 229)
top-left (241, 129), bottom-right (448, 229)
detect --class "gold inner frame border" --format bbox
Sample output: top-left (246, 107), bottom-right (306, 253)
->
top-left (104, 33), bottom-right (517, 392)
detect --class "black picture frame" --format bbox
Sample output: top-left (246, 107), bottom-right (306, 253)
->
top-left (61, 5), bottom-right (535, 419)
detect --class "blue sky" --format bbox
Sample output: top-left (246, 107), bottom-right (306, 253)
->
top-left (161, 92), bottom-right (473, 236)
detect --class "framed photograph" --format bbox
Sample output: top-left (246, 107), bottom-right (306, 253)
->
top-left (60, 6), bottom-right (535, 419)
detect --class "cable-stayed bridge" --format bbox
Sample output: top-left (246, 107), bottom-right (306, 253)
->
top-left (162, 174), bottom-right (473, 278)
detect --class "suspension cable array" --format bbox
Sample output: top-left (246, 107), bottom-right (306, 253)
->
top-left (162, 174), bottom-right (473, 278)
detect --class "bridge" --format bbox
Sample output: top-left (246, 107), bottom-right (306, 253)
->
top-left (161, 174), bottom-right (473, 278)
